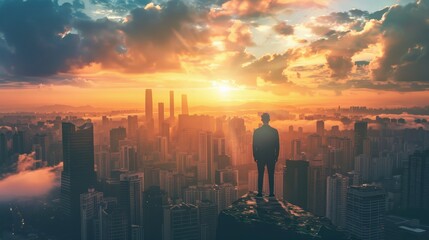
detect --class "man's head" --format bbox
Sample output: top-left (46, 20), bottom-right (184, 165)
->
top-left (261, 113), bottom-right (270, 124)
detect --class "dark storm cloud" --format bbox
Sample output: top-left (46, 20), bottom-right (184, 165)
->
top-left (0, 0), bottom-right (211, 76)
top-left (0, 0), bottom-right (81, 76)
top-left (371, 0), bottom-right (429, 83)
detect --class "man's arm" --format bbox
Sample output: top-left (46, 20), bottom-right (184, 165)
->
top-left (274, 129), bottom-right (280, 161)
top-left (252, 130), bottom-right (258, 162)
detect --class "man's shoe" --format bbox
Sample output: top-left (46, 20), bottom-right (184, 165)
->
top-left (256, 193), bottom-right (263, 198)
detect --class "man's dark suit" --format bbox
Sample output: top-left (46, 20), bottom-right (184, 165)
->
top-left (252, 124), bottom-right (279, 195)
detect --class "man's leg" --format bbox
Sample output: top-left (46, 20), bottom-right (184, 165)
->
top-left (257, 160), bottom-right (266, 195)
top-left (267, 160), bottom-right (276, 196)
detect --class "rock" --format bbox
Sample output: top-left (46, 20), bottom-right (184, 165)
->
top-left (217, 192), bottom-right (349, 240)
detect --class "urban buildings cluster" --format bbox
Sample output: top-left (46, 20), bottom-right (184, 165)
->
top-left (0, 91), bottom-right (428, 240)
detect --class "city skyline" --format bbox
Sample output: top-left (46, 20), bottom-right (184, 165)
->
top-left (1, 0), bottom-right (429, 239)
top-left (1, 0), bottom-right (429, 109)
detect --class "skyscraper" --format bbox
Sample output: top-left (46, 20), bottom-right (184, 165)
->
top-left (354, 121), bottom-right (368, 156)
top-left (402, 150), bottom-right (429, 211)
top-left (110, 127), bottom-right (126, 152)
top-left (119, 172), bottom-right (144, 239)
top-left (94, 198), bottom-right (128, 240)
top-left (198, 131), bottom-right (214, 183)
top-left (159, 102), bottom-right (165, 135)
top-left (61, 122), bottom-right (97, 239)
top-left (291, 139), bottom-right (302, 160)
top-left (316, 120), bottom-right (324, 137)
top-left (283, 160), bottom-right (309, 209)
top-left (169, 90), bottom-right (174, 119)
top-left (307, 158), bottom-right (326, 216)
top-left (326, 173), bottom-right (349, 228)
top-left (198, 200), bottom-right (218, 240)
top-left (0, 132), bottom-right (7, 164)
top-left (80, 189), bottom-right (104, 240)
top-left (143, 186), bottom-right (167, 240)
top-left (145, 89), bottom-right (153, 121)
top-left (181, 94), bottom-right (189, 115)
top-left (127, 115), bottom-right (138, 140)
top-left (163, 203), bottom-right (199, 240)
top-left (346, 185), bottom-right (386, 240)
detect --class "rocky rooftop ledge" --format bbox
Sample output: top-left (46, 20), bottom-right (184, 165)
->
top-left (217, 192), bottom-right (349, 240)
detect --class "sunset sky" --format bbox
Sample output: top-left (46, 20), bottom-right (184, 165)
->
top-left (0, 0), bottom-right (428, 110)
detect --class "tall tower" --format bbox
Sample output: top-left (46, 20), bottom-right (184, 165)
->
top-left (283, 160), bottom-right (309, 209)
top-left (119, 172), bottom-right (144, 239)
top-left (326, 173), bottom-right (349, 228)
top-left (169, 90), bottom-right (174, 119)
top-left (198, 131), bottom-right (214, 183)
top-left (291, 139), bottom-right (302, 160)
top-left (402, 150), bottom-right (429, 211)
top-left (198, 200), bottom-right (218, 240)
top-left (158, 102), bottom-right (164, 135)
top-left (346, 185), bottom-right (386, 240)
top-left (127, 115), bottom-right (138, 140)
top-left (181, 94), bottom-right (189, 115)
top-left (143, 186), bottom-right (167, 240)
top-left (145, 89), bottom-right (153, 121)
top-left (110, 127), bottom-right (126, 152)
top-left (61, 122), bottom-right (96, 239)
top-left (354, 121), bottom-right (368, 156)
top-left (316, 120), bottom-right (324, 137)
top-left (80, 189), bottom-right (103, 240)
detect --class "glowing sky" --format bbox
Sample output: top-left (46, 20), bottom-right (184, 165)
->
top-left (0, 0), bottom-right (428, 109)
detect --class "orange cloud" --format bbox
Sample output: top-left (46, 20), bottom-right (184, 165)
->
top-left (210, 0), bottom-right (329, 18)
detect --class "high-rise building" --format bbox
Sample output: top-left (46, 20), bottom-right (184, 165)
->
top-left (307, 134), bottom-right (322, 158)
top-left (80, 189), bottom-right (104, 240)
top-left (94, 198), bottom-right (128, 240)
top-left (283, 160), bottom-right (309, 209)
top-left (215, 168), bottom-right (238, 186)
top-left (155, 136), bottom-right (168, 162)
top-left (131, 225), bottom-right (144, 240)
top-left (316, 120), bottom-right (324, 137)
top-left (402, 150), bottom-right (429, 211)
top-left (110, 127), bottom-right (126, 152)
top-left (169, 90), bottom-right (175, 119)
top-left (143, 186), bottom-right (167, 240)
top-left (0, 132), bottom-right (7, 164)
top-left (145, 89), bottom-right (153, 121)
top-left (163, 203), bottom-right (199, 240)
top-left (291, 139), bottom-right (302, 160)
top-left (95, 145), bottom-right (110, 180)
top-left (61, 122), bottom-right (97, 239)
top-left (198, 200), bottom-right (218, 240)
top-left (355, 154), bottom-right (371, 183)
top-left (307, 158), bottom-right (326, 216)
top-left (34, 133), bottom-right (49, 164)
top-left (12, 130), bottom-right (25, 155)
top-left (119, 172), bottom-right (144, 239)
top-left (181, 94), bottom-right (189, 115)
top-left (158, 102), bottom-right (165, 135)
top-left (198, 131), bottom-right (214, 183)
top-left (119, 140), bottom-right (137, 171)
top-left (346, 185), bottom-right (386, 240)
top-left (127, 116), bottom-right (138, 140)
top-left (354, 121), bottom-right (368, 156)
top-left (326, 173), bottom-right (349, 229)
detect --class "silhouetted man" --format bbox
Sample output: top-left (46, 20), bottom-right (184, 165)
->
top-left (253, 113), bottom-right (279, 197)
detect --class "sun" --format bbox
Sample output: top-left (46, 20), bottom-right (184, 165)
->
top-left (212, 80), bottom-right (233, 94)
